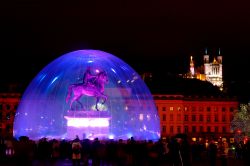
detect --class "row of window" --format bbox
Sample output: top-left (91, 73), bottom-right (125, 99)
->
top-left (162, 125), bottom-right (227, 133)
top-left (159, 106), bottom-right (235, 112)
top-left (0, 104), bottom-right (18, 111)
top-left (0, 125), bottom-right (13, 133)
top-left (0, 112), bottom-right (14, 121)
top-left (162, 114), bottom-right (233, 122)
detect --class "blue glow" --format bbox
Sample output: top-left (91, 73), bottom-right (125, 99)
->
top-left (111, 68), bottom-right (116, 73)
top-left (50, 76), bottom-right (59, 85)
top-left (14, 50), bottom-right (160, 140)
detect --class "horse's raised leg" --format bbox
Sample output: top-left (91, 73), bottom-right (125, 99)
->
top-left (102, 95), bottom-right (107, 104)
top-left (70, 99), bottom-right (74, 110)
top-left (70, 96), bottom-right (78, 110)
top-left (71, 95), bottom-right (83, 110)
top-left (96, 97), bottom-right (100, 111)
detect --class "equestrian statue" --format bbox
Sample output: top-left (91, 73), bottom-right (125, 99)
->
top-left (66, 67), bottom-right (108, 111)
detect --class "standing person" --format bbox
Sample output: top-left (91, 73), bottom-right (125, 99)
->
top-left (244, 140), bottom-right (250, 165)
top-left (72, 136), bottom-right (82, 166)
top-left (218, 139), bottom-right (228, 166)
top-left (168, 137), bottom-right (182, 166)
top-left (51, 139), bottom-right (60, 163)
top-left (208, 139), bottom-right (217, 166)
top-left (179, 135), bottom-right (191, 166)
top-left (91, 138), bottom-right (101, 166)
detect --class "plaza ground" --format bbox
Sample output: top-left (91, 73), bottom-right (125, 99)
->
top-left (0, 157), bottom-right (248, 166)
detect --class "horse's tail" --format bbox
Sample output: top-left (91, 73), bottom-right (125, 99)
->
top-left (66, 85), bottom-right (73, 103)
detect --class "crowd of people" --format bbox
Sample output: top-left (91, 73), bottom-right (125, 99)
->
top-left (0, 134), bottom-right (250, 166)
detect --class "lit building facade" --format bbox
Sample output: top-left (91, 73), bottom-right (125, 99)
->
top-left (154, 94), bottom-right (239, 140)
top-left (186, 49), bottom-right (223, 90)
top-left (204, 53), bottom-right (223, 90)
top-left (0, 93), bottom-right (21, 138)
top-left (0, 91), bottom-right (239, 142)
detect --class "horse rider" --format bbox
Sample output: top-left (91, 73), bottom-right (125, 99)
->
top-left (83, 67), bottom-right (97, 87)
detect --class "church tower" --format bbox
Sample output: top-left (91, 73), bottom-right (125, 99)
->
top-left (203, 48), bottom-right (223, 91)
top-left (203, 48), bottom-right (210, 76)
top-left (217, 48), bottom-right (223, 79)
top-left (190, 56), bottom-right (195, 77)
top-left (184, 48), bottom-right (223, 90)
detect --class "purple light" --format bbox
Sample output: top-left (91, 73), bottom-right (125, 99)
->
top-left (65, 117), bottom-right (110, 127)
top-left (14, 50), bottom-right (160, 141)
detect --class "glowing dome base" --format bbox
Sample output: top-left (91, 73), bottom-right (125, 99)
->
top-left (14, 50), bottom-right (160, 141)
top-left (64, 110), bottom-right (111, 140)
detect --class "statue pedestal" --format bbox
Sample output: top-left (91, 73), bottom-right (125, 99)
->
top-left (64, 110), bottom-right (111, 140)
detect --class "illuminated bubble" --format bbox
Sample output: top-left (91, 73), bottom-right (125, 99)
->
top-left (14, 50), bottom-right (160, 140)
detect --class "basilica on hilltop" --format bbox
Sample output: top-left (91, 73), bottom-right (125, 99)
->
top-left (184, 48), bottom-right (223, 91)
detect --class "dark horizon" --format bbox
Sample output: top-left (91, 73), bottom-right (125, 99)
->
top-left (1, 1), bottom-right (250, 84)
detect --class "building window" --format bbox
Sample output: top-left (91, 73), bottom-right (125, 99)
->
top-left (214, 126), bottom-right (218, 133)
top-left (222, 115), bottom-right (226, 122)
top-left (192, 115), bottom-right (196, 121)
top-left (214, 114), bottom-right (218, 122)
top-left (192, 107), bottom-right (196, 112)
top-left (207, 126), bottom-right (211, 132)
top-left (6, 104), bottom-right (11, 110)
top-left (162, 125), bottom-right (166, 133)
top-left (170, 107), bottom-right (174, 111)
top-left (177, 126), bottom-right (181, 133)
top-left (222, 127), bottom-right (226, 133)
top-left (184, 126), bottom-right (188, 133)
top-left (230, 107), bottom-right (234, 112)
top-left (177, 107), bottom-right (181, 111)
top-left (6, 125), bottom-right (11, 132)
top-left (184, 115), bottom-right (188, 121)
top-left (170, 126), bottom-right (174, 133)
top-left (222, 107), bottom-right (226, 112)
top-left (177, 114), bottom-right (181, 121)
top-left (199, 115), bottom-right (203, 121)
top-left (207, 115), bottom-right (211, 122)
top-left (214, 107), bottom-right (218, 112)
top-left (162, 107), bottom-right (166, 111)
top-left (162, 114), bottom-right (166, 121)
top-left (6, 113), bottom-right (10, 120)
top-left (0, 104), bottom-right (2, 110)
top-left (0, 112), bottom-right (2, 121)
top-left (192, 126), bottom-right (196, 133)
top-left (200, 126), bottom-right (203, 133)
top-left (170, 114), bottom-right (173, 121)
top-left (199, 107), bottom-right (203, 111)
top-left (184, 107), bottom-right (188, 111)
top-left (207, 107), bottom-right (211, 112)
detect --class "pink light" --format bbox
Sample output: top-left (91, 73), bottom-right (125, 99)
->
top-left (65, 117), bottom-right (110, 127)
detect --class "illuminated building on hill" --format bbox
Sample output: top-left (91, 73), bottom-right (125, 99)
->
top-left (185, 48), bottom-right (223, 91)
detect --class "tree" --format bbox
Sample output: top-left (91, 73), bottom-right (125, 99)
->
top-left (231, 103), bottom-right (250, 142)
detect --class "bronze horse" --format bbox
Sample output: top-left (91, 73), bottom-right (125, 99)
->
top-left (66, 71), bottom-right (108, 111)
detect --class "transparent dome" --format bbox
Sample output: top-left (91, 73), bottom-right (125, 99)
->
top-left (14, 50), bottom-right (160, 140)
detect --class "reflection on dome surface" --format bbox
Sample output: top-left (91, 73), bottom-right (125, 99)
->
top-left (14, 50), bottom-right (160, 140)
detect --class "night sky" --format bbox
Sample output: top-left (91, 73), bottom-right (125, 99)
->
top-left (1, 0), bottom-right (250, 83)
